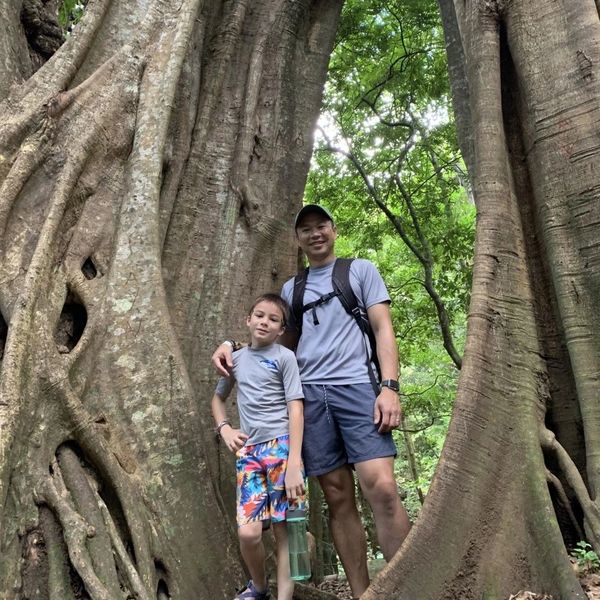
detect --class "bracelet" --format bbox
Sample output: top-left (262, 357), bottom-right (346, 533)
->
top-left (215, 420), bottom-right (231, 436)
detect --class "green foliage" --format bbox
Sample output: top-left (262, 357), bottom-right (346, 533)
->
top-left (570, 541), bottom-right (600, 572)
top-left (58, 0), bottom-right (86, 32)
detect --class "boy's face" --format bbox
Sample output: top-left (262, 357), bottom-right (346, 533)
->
top-left (246, 301), bottom-right (285, 347)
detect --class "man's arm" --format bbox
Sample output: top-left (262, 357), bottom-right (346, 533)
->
top-left (211, 341), bottom-right (246, 376)
top-left (285, 399), bottom-right (305, 499)
top-left (366, 302), bottom-right (401, 433)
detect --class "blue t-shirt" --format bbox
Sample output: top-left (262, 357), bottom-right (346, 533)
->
top-left (215, 343), bottom-right (303, 445)
top-left (281, 258), bottom-right (390, 385)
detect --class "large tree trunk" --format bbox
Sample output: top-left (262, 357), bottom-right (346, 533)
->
top-left (0, 1), bottom-right (342, 598)
top-left (366, 1), bottom-right (600, 598)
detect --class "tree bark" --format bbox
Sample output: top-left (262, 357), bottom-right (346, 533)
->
top-left (366, 1), bottom-right (600, 598)
top-left (436, 0), bottom-right (474, 180)
top-left (0, 1), bottom-right (342, 598)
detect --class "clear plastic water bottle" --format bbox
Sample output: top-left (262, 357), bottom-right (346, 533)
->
top-left (286, 507), bottom-right (311, 581)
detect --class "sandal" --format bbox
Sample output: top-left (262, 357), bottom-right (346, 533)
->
top-left (234, 580), bottom-right (270, 600)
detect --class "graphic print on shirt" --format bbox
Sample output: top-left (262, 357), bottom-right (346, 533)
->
top-left (259, 358), bottom-right (279, 373)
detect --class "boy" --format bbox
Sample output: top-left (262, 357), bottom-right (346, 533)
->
top-left (212, 294), bottom-right (305, 600)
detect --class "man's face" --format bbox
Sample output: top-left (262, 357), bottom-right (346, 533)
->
top-left (295, 213), bottom-right (337, 263)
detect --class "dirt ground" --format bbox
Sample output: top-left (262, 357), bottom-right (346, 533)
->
top-left (581, 572), bottom-right (600, 600)
top-left (314, 569), bottom-right (600, 599)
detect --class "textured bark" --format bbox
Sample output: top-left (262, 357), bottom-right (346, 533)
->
top-left (366, 1), bottom-right (600, 598)
top-left (436, 0), bottom-right (473, 180)
top-left (0, 1), bottom-right (342, 598)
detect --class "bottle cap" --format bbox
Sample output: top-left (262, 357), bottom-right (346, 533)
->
top-left (286, 507), bottom-right (306, 521)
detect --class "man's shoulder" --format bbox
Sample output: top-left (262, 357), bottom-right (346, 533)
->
top-left (281, 275), bottom-right (296, 299)
top-left (348, 257), bottom-right (381, 280)
top-left (348, 257), bottom-right (377, 270)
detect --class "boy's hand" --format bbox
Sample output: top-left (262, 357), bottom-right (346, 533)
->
top-left (212, 343), bottom-right (233, 377)
top-left (220, 426), bottom-right (248, 453)
top-left (285, 465), bottom-right (305, 500)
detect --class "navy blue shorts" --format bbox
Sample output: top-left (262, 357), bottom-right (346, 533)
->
top-left (301, 383), bottom-right (397, 477)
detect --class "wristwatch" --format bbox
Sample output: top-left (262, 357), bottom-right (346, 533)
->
top-left (223, 339), bottom-right (242, 352)
top-left (380, 379), bottom-right (399, 392)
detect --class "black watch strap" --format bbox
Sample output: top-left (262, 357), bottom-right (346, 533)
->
top-left (380, 379), bottom-right (399, 392)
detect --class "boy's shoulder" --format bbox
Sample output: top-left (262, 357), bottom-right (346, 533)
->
top-left (246, 344), bottom-right (297, 368)
top-left (276, 344), bottom-right (297, 362)
top-left (231, 346), bottom-right (246, 360)
top-left (233, 344), bottom-right (293, 362)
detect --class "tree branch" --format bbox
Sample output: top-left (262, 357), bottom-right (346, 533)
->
top-left (394, 174), bottom-right (463, 369)
top-left (57, 445), bottom-right (122, 598)
top-left (38, 506), bottom-right (77, 600)
top-left (36, 470), bottom-right (113, 600)
top-left (545, 468), bottom-right (585, 542)
top-left (97, 495), bottom-right (153, 600)
top-left (540, 426), bottom-right (600, 549)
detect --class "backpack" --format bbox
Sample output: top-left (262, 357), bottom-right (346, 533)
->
top-left (291, 258), bottom-right (381, 393)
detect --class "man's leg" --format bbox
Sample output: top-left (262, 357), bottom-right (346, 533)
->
top-left (318, 465), bottom-right (369, 598)
top-left (238, 521), bottom-right (269, 592)
top-left (354, 457), bottom-right (411, 561)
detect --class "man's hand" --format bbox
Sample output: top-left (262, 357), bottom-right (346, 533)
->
top-left (285, 464), bottom-right (305, 500)
top-left (220, 426), bottom-right (248, 453)
top-left (212, 342), bottom-right (233, 377)
top-left (374, 387), bottom-right (402, 433)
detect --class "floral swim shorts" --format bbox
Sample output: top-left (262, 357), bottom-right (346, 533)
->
top-left (236, 434), bottom-right (303, 527)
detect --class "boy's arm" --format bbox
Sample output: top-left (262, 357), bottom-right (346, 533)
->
top-left (285, 399), bottom-right (305, 500)
top-left (211, 382), bottom-right (248, 453)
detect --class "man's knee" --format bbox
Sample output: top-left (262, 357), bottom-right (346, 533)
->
top-left (368, 478), bottom-right (401, 513)
top-left (356, 459), bottom-right (401, 510)
top-left (318, 467), bottom-right (357, 514)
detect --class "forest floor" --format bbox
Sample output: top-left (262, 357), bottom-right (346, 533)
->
top-left (314, 566), bottom-right (600, 599)
top-left (581, 572), bottom-right (600, 599)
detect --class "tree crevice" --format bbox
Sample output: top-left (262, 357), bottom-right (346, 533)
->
top-left (81, 257), bottom-right (97, 280)
top-left (0, 310), bottom-right (7, 362)
top-left (54, 289), bottom-right (87, 354)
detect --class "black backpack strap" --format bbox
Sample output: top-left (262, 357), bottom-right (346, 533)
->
top-left (291, 267), bottom-right (309, 338)
top-left (331, 258), bottom-right (359, 321)
top-left (332, 258), bottom-right (382, 393)
top-left (302, 291), bottom-right (338, 326)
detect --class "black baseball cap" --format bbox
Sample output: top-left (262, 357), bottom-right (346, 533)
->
top-left (294, 204), bottom-right (335, 229)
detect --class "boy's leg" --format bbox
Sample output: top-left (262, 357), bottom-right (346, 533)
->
top-left (354, 456), bottom-right (411, 561)
top-left (236, 443), bottom-right (270, 595)
top-left (272, 522), bottom-right (293, 600)
top-left (318, 465), bottom-right (370, 598)
top-left (238, 521), bottom-right (269, 592)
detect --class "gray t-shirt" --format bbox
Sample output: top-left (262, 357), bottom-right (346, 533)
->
top-left (281, 258), bottom-right (390, 385)
top-left (215, 343), bottom-right (303, 445)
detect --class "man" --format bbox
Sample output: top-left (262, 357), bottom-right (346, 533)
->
top-left (212, 205), bottom-right (411, 597)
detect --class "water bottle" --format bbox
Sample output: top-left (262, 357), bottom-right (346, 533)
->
top-left (286, 507), bottom-right (311, 581)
